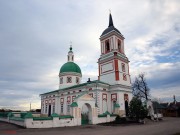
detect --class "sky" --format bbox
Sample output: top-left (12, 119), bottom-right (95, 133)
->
top-left (0, 0), bottom-right (180, 110)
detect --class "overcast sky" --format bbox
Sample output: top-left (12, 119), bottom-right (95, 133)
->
top-left (0, 0), bottom-right (180, 110)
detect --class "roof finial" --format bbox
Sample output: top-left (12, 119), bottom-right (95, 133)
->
top-left (108, 10), bottom-right (114, 27)
top-left (109, 9), bottom-right (111, 14)
top-left (70, 41), bottom-right (72, 51)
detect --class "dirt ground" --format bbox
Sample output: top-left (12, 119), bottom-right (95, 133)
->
top-left (0, 117), bottom-right (180, 135)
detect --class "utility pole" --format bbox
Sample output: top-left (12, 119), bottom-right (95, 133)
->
top-left (30, 102), bottom-right (31, 111)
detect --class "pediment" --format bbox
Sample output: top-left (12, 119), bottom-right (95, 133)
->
top-left (76, 93), bottom-right (95, 101)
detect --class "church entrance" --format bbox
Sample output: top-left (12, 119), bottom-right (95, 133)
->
top-left (124, 94), bottom-right (129, 116)
top-left (48, 105), bottom-right (51, 117)
top-left (81, 103), bottom-right (92, 125)
top-left (125, 101), bottom-right (129, 116)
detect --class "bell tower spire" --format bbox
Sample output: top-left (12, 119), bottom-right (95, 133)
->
top-left (108, 13), bottom-right (114, 27)
top-left (98, 13), bottom-right (131, 87)
top-left (67, 42), bottom-right (74, 62)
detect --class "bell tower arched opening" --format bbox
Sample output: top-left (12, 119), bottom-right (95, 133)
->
top-left (105, 40), bottom-right (110, 53)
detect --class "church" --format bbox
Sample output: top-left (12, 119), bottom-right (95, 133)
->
top-left (40, 13), bottom-right (132, 124)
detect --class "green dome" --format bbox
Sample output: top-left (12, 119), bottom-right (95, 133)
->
top-left (60, 62), bottom-right (81, 74)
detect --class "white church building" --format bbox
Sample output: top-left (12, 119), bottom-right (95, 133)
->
top-left (40, 13), bottom-right (132, 125)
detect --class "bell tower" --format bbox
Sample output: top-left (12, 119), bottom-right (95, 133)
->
top-left (98, 13), bottom-right (131, 86)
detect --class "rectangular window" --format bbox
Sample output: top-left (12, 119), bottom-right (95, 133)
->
top-left (123, 73), bottom-right (127, 81)
top-left (45, 100), bottom-right (48, 104)
top-left (67, 77), bottom-right (72, 83)
top-left (67, 104), bottom-right (70, 112)
top-left (122, 63), bottom-right (125, 72)
top-left (124, 94), bottom-right (129, 101)
top-left (102, 93), bottom-right (107, 100)
top-left (52, 99), bottom-right (55, 104)
top-left (67, 96), bottom-right (71, 103)
top-left (111, 93), bottom-right (117, 101)
top-left (42, 105), bottom-right (44, 113)
top-left (61, 104), bottom-right (63, 113)
top-left (72, 96), bottom-right (76, 102)
top-left (60, 77), bottom-right (63, 84)
top-left (60, 98), bottom-right (64, 103)
top-left (45, 105), bottom-right (48, 113)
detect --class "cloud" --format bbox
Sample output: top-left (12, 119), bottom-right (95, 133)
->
top-left (0, 0), bottom-right (180, 110)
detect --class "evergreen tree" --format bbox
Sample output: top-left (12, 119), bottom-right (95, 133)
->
top-left (129, 97), bottom-right (148, 121)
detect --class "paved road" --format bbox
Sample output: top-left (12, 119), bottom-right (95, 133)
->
top-left (0, 117), bottom-right (180, 135)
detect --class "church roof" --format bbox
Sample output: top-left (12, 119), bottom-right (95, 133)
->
top-left (40, 80), bottom-right (110, 95)
top-left (60, 62), bottom-right (81, 74)
top-left (101, 13), bottom-right (122, 37)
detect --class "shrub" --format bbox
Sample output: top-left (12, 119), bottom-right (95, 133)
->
top-left (115, 115), bottom-right (126, 124)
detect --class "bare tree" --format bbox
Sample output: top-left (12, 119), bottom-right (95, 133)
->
top-left (132, 73), bottom-right (150, 100)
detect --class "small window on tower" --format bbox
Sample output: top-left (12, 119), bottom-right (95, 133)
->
top-left (105, 40), bottom-right (110, 53)
top-left (60, 77), bottom-right (63, 84)
top-left (67, 77), bottom-right (72, 83)
top-left (122, 63), bottom-right (125, 72)
top-left (76, 77), bottom-right (79, 84)
top-left (68, 56), bottom-right (69, 61)
top-left (72, 56), bottom-right (74, 61)
top-left (123, 73), bottom-right (127, 81)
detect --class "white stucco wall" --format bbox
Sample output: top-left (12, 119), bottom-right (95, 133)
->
top-left (59, 75), bottom-right (82, 89)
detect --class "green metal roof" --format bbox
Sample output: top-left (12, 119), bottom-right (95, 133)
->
top-left (115, 103), bottom-right (120, 108)
top-left (60, 62), bottom-right (81, 74)
top-left (51, 113), bottom-right (59, 117)
top-left (40, 80), bottom-right (110, 95)
top-left (70, 102), bottom-right (78, 107)
top-left (24, 112), bottom-right (33, 118)
top-left (104, 111), bottom-right (111, 115)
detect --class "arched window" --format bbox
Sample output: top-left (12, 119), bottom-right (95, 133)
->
top-left (123, 73), bottom-right (127, 81)
top-left (122, 63), bottom-right (125, 72)
top-left (60, 77), bottom-right (63, 84)
top-left (105, 40), bottom-right (110, 53)
top-left (76, 77), bottom-right (79, 84)
top-left (118, 39), bottom-right (121, 52)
